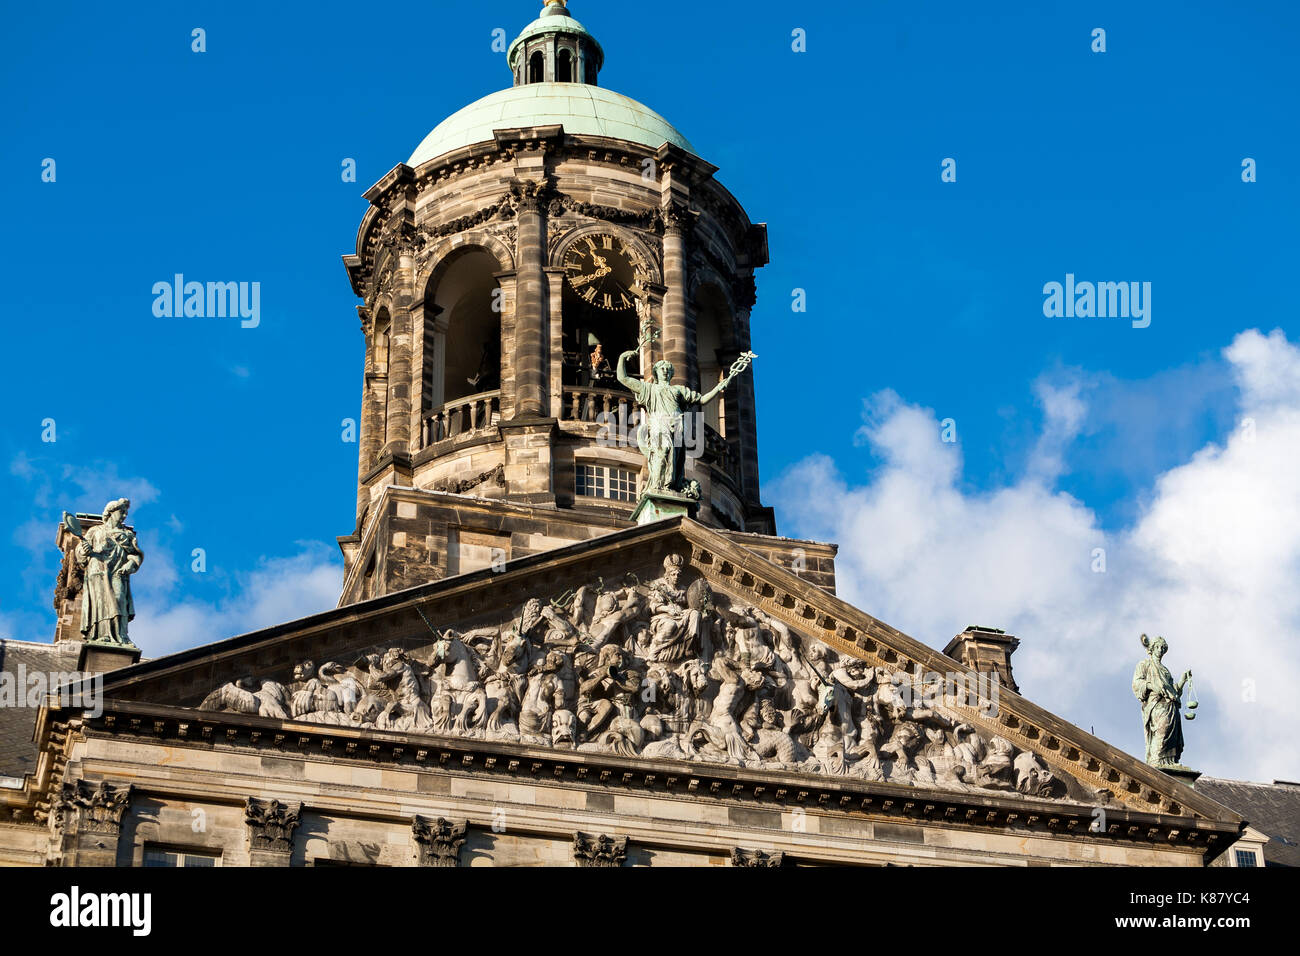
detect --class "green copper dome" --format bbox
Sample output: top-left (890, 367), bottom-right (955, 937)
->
top-left (407, 83), bottom-right (696, 167)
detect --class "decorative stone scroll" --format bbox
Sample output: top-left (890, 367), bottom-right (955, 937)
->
top-left (196, 554), bottom-right (1101, 805)
top-left (573, 832), bottom-right (627, 868)
top-left (412, 815), bottom-right (467, 867)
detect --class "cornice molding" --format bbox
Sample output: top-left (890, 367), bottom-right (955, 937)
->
top-left (54, 700), bottom-right (1233, 857)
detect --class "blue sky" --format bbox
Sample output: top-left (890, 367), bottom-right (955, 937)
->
top-left (2, 2), bottom-right (1298, 779)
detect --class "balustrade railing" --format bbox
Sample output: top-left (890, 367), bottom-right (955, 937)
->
top-left (422, 390), bottom-right (501, 447)
top-left (560, 386), bottom-right (637, 425)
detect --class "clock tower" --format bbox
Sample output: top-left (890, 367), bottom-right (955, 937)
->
top-left (338, 2), bottom-right (832, 603)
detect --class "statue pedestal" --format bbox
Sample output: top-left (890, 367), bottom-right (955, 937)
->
top-left (631, 490), bottom-right (699, 525)
top-left (78, 640), bottom-right (141, 674)
top-left (1160, 766), bottom-right (1202, 788)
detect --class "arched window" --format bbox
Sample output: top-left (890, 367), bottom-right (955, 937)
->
top-left (423, 249), bottom-right (503, 441)
top-left (529, 50), bottom-right (544, 83)
top-left (557, 49), bottom-right (573, 83)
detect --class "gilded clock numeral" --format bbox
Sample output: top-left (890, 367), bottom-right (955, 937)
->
top-left (582, 286), bottom-right (597, 302)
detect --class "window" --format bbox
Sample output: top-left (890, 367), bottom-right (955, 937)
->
top-left (558, 49), bottom-right (573, 82)
top-left (529, 51), bottom-right (544, 83)
top-left (1234, 849), bottom-right (1258, 867)
top-left (143, 846), bottom-right (220, 867)
top-left (576, 464), bottom-right (637, 502)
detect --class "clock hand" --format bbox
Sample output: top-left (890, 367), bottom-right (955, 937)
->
top-left (570, 267), bottom-right (611, 289)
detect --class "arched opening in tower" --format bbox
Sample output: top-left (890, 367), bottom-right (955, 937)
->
top-left (557, 49), bottom-right (573, 83)
top-left (423, 249), bottom-right (502, 414)
top-left (529, 50), bottom-right (545, 83)
top-left (694, 282), bottom-right (732, 437)
top-left (561, 284), bottom-right (640, 392)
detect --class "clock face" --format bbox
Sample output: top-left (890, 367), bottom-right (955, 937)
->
top-left (563, 233), bottom-right (649, 311)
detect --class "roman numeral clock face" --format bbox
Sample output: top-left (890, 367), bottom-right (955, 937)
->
top-left (564, 233), bottom-right (648, 311)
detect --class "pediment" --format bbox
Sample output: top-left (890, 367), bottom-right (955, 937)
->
top-left (94, 518), bottom-right (1241, 828)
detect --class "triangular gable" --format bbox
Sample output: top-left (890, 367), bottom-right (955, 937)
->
top-left (89, 517), bottom-right (1240, 829)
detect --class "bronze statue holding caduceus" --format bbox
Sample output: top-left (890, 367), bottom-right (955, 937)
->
top-left (616, 294), bottom-right (754, 504)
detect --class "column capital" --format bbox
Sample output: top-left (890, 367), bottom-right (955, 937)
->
top-left (573, 831), bottom-right (628, 867)
top-left (510, 176), bottom-right (556, 214)
top-left (412, 815), bottom-right (467, 867)
top-left (662, 200), bottom-right (696, 236)
top-left (245, 797), bottom-right (302, 854)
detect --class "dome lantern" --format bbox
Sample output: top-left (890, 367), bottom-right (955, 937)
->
top-left (507, 1), bottom-right (604, 86)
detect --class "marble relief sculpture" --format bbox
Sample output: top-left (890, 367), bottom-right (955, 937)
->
top-left (198, 554), bottom-right (1089, 802)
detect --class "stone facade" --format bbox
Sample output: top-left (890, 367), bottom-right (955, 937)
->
top-left (0, 3), bottom-right (1251, 868)
top-left (0, 519), bottom-right (1245, 867)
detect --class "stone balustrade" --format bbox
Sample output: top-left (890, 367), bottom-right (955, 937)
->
top-left (560, 386), bottom-right (638, 425)
top-left (422, 390), bottom-right (501, 447)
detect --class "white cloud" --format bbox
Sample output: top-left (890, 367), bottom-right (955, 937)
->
top-left (770, 328), bottom-right (1300, 783)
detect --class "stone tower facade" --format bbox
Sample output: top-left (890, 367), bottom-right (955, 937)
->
top-left (338, 2), bottom-right (793, 604)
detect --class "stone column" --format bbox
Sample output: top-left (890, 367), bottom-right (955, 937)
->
top-left (408, 298), bottom-right (428, 452)
top-left (731, 303), bottom-right (762, 507)
top-left (661, 206), bottom-right (694, 383)
top-left (494, 273), bottom-right (520, 418)
top-left (511, 180), bottom-right (550, 419)
top-left (356, 306), bottom-right (385, 524)
top-left (383, 249), bottom-right (416, 459)
top-left (546, 265), bottom-right (567, 419)
top-left (245, 797), bottom-right (301, 867)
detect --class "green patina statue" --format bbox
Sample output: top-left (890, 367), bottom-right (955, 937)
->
top-left (1132, 633), bottom-right (1196, 770)
top-left (64, 499), bottom-right (144, 647)
top-left (615, 304), bottom-right (755, 500)
top-left (616, 350), bottom-right (721, 497)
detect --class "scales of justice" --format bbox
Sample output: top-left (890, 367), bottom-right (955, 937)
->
top-left (616, 290), bottom-right (756, 525)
